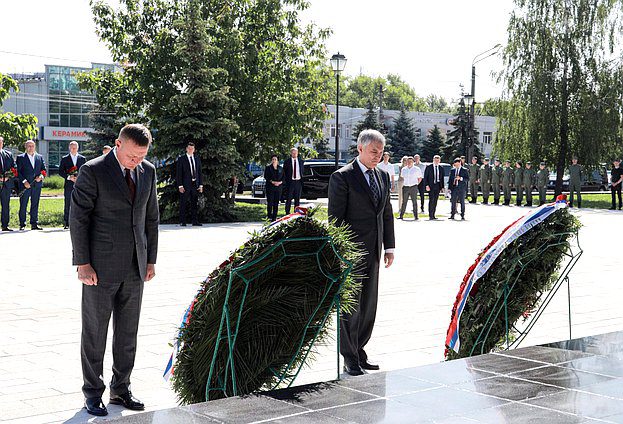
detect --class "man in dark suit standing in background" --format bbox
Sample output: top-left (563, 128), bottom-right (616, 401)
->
top-left (282, 147), bottom-right (304, 214)
top-left (176, 142), bottom-right (203, 226)
top-left (424, 154), bottom-right (445, 220)
top-left (16, 140), bottom-right (46, 230)
top-left (0, 136), bottom-right (16, 231)
top-left (328, 129), bottom-right (395, 376)
top-left (448, 158), bottom-right (469, 220)
top-left (70, 124), bottom-right (159, 417)
top-left (59, 141), bottom-right (86, 229)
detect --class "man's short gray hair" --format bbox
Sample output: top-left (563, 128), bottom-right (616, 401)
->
top-left (69, 140), bottom-right (79, 147)
top-left (433, 155), bottom-right (441, 160)
top-left (357, 129), bottom-right (386, 147)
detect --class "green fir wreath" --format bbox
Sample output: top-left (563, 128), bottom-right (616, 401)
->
top-left (170, 208), bottom-right (363, 404)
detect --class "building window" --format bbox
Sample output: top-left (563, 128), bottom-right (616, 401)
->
top-left (345, 125), bottom-right (351, 140)
top-left (330, 124), bottom-right (336, 138)
top-left (483, 132), bottom-right (493, 144)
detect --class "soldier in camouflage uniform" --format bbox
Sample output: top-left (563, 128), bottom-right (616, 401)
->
top-left (514, 161), bottom-right (524, 206)
top-left (468, 156), bottom-right (480, 203)
top-left (568, 156), bottom-right (583, 208)
top-left (537, 162), bottom-right (549, 206)
top-left (491, 159), bottom-right (503, 205)
top-left (502, 160), bottom-right (514, 206)
top-left (523, 161), bottom-right (537, 206)
top-left (480, 158), bottom-right (492, 204)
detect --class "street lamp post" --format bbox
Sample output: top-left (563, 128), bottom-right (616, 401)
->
top-left (463, 94), bottom-right (474, 159)
top-left (466, 44), bottom-right (502, 163)
top-left (330, 52), bottom-right (347, 169)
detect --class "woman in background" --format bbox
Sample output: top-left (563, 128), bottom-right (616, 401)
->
top-left (264, 154), bottom-right (283, 221)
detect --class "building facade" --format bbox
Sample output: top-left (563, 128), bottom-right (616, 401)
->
top-left (319, 105), bottom-right (497, 161)
top-left (1, 63), bottom-right (115, 170)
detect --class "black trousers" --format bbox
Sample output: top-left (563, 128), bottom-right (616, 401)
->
top-left (179, 184), bottom-right (199, 224)
top-left (417, 183), bottom-right (425, 211)
top-left (266, 186), bottom-right (281, 221)
top-left (340, 253), bottom-right (380, 367)
top-left (450, 187), bottom-right (466, 217)
top-left (428, 185), bottom-right (441, 219)
top-left (285, 180), bottom-right (302, 214)
top-left (63, 186), bottom-right (73, 225)
top-left (612, 184), bottom-right (622, 209)
top-left (0, 182), bottom-right (10, 228)
top-left (81, 255), bottom-right (143, 399)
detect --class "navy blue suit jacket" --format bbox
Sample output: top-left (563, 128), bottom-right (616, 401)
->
top-left (59, 154), bottom-right (87, 189)
top-left (16, 153), bottom-right (46, 188)
top-left (448, 166), bottom-right (469, 191)
top-left (176, 154), bottom-right (203, 189)
top-left (0, 149), bottom-right (16, 174)
top-left (423, 163), bottom-right (446, 190)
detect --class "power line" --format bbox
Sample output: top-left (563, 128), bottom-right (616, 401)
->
top-left (0, 50), bottom-right (98, 64)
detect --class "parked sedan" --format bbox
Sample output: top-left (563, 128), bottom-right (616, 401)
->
top-left (252, 160), bottom-right (347, 199)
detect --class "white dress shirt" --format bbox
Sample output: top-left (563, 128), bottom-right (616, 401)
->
top-left (70, 153), bottom-right (78, 167)
top-left (401, 165), bottom-right (423, 187)
top-left (27, 153), bottom-right (36, 169)
top-left (377, 161), bottom-right (395, 178)
top-left (291, 158), bottom-right (301, 180)
top-left (355, 158), bottom-right (394, 254)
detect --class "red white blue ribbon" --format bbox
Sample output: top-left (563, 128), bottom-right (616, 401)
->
top-left (446, 199), bottom-right (568, 353)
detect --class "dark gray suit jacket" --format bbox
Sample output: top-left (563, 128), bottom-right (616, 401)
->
top-left (328, 160), bottom-right (395, 261)
top-left (69, 149), bottom-right (159, 282)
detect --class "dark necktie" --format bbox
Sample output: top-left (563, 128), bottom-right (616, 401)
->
top-left (125, 168), bottom-right (136, 203)
top-left (434, 166), bottom-right (439, 184)
top-left (0, 153), bottom-right (4, 172)
top-left (190, 156), bottom-right (196, 180)
top-left (366, 169), bottom-right (380, 205)
top-left (293, 159), bottom-right (297, 180)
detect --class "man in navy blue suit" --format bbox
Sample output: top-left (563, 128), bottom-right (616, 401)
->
top-left (16, 140), bottom-right (47, 230)
top-left (0, 136), bottom-right (17, 231)
top-left (448, 158), bottom-right (469, 220)
top-left (423, 155), bottom-right (445, 220)
top-left (58, 141), bottom-right (86, 229)
top-left (176, 142), bottom-right (203, 226)
top-left (282, 147), bottom-right (305, 214)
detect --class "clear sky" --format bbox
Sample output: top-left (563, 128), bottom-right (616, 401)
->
top-left (0, 0), bottom-right (514, 103)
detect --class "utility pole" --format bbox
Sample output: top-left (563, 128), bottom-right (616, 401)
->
top-left (378, 83), bottom-right (384, 125)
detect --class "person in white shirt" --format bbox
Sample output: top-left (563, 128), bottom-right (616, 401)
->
top-left (283, 147), bottom-right (304, 214)
top-left (397, 156), bottom-right (408, 208)
top-left (398, 156), bottom-right (423, 220)
top-left (414, 154), bottom-right (427, 213)
top-left (377, 152), bottom-right (395, 191)
top-left (59, 141), bottom-right (86, 229)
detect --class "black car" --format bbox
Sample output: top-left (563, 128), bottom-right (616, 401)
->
top-left (252, 160), bottom-right (347, 199)
top-left (546, 166), bottom-right (608, 192)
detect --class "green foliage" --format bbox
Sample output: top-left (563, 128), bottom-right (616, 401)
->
top-left (444, 98), bottom-right (483, 162)
top-left (86, 0), bottom-right (331, 221)
top-left (170, 209), bottom-right (363, 404)
top-left (352, 101), bottom-right (381, 143)
top-left (326, 73), bottom-right (430, 111)
top-left (42, 175), bottom-right (64, 190)
top-left (421, 125), bottom-right (445, 161)
top-left (312, 137), bottom-right (332, 159)
top-left (426, 94), bottom-right (452, 113)
top-left (0, 73), bottom-right (38, 147)
top-left (497, 0), bottom-right (623, 194)
top-left (388, 107), bottom-right (417, 159)
top-left (446, 208), bottom-right (581, 360)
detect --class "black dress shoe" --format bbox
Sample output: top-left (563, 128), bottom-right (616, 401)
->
top-left (31, 225), bottom-right (43, 230)
top-left (192, 222), bottom-right (203, 226)
top-left (63, 225), bottom-right (69, 230)
top-left (180, 223), bottom-right (187, 227)
top-left (109, 391), bottom-right (145, 411)
top-left (360, 360), bottom-right (380, 371)
top-left (19, 225), bottom-right (25, 231)
top-left (85, 397), bottom-right (108, 416)
top-left (1, 227), bottom-right (13, 231)
top-left (449, 216), bottom-right (455, 220)
top-left (343, 363), bottom-right (364, 376)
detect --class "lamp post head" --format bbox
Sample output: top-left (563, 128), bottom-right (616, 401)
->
top-left (464, 94), bottom-right (474, 107)
top-left (330, 52), bottom-right (347, 74)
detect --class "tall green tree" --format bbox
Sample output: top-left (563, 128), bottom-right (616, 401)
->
top-left (497, 0), bottom-right (623, 194)
top-left (388, 107), bottom-right (417, 159)
top-left (0, 74), bottom-right (38, 147)
top-left (444, 98), bottom-right (483, 162)
top-left (426, 94), bottom-right (452, 113)
top-left (422, 125), bottom-right (445, 161)
top-left (84, 0), bottom-right (331, 221)
top-left (350, 101), bottom-right (383, 156)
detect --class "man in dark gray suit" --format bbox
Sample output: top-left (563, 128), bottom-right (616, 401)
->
top-left (328, 129), bottom-right (395, 376)
top-left (70, 124), bottom-right (159, 416)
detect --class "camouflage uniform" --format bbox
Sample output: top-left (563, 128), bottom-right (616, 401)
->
top-left (491, 163), bottom-right (503, 205)
top-left (468, 162), bottom-right (480, 203)
top-left (502, 164), bottom-right (514, 205)
top-left (514, 165), bottom-right (524, 206)
top-left (568, 162), bottom-right (583, 207)
top-left (523, 164), bottom-right (537, 206)
top-left (480, 161), bottom-right (492, 204)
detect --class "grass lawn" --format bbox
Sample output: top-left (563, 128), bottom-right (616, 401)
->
top-left (6, 198), bottom-right (65, 228)
top-left (466, 192), bottom-right (615, 209)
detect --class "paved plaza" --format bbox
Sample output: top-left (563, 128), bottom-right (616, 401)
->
top-left (1, 199), bottom-right (621, 423)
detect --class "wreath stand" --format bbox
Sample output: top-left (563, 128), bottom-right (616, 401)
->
top-left (468, 231), bottom-right (583, 357)
top-left (204, 236), bottom-right (352, 401)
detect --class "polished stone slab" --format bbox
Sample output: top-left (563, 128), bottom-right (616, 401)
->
top-left (108, 332), bottom-right (623, 423)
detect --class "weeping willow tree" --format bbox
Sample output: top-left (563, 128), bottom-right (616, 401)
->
top-left (496, 0), bottom-right (623, 194)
